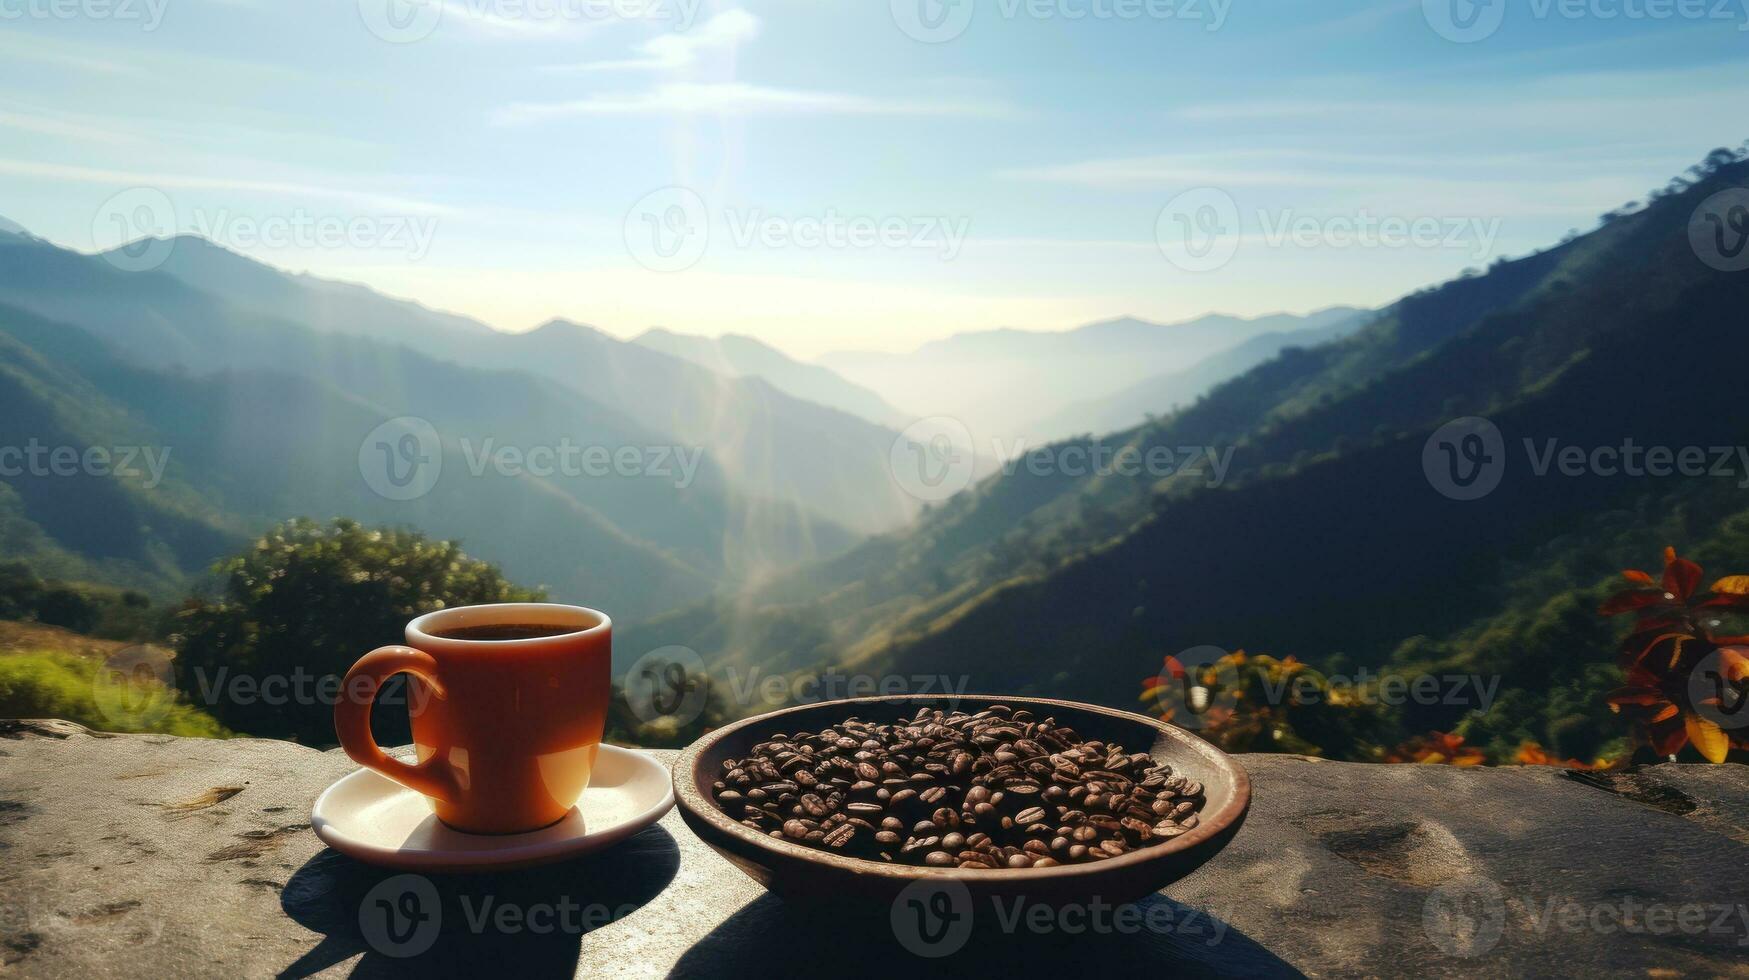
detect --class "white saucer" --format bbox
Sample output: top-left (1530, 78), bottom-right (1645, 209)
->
top-left (311, 744), bottom-right (675, 872)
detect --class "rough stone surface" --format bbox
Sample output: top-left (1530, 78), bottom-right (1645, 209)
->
top-left (2, 720), bottom-right (1747, 978)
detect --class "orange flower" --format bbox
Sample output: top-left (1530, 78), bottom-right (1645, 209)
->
top-left (1383, 731), bottom-right (1486, 766)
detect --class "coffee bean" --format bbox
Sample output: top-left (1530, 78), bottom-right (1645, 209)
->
top-left (710, 707), bottom-right (1209, 868)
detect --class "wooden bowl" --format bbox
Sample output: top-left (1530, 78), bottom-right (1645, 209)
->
top-left (672, 694), bottom-right (1250, 906)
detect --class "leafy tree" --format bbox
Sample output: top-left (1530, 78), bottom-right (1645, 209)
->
top-left (172, 518), bottom-right (543, 744)
top-left (33, 586), bottom-right (100, 634)
top-left (0, 561), bottom-right (43, 620)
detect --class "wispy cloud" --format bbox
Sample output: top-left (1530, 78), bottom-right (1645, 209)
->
top-left (437, 0), bottom-right (600, 37)
top-left (541, 8), bottom-right (757, 72)
top-left (496, 82), bottom-right (1008, 123)
top-left (0, 107), bottom-right (139, 145)
top-left (0, 159), bottom-right (455, 215)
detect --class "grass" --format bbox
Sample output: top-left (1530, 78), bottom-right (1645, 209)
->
top-left (0, 620), bottom-right (229, 737)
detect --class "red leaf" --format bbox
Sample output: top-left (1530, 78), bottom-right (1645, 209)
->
top-left (1599, 590), bottom-right (1664, 616)
top-left (1663, 551), bottom-right (1703, 601)
top-left (1652, 723), bottom-right (1688, 757)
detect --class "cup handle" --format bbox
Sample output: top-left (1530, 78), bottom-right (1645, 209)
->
top-left (334, 645), bottom-right (457, 804)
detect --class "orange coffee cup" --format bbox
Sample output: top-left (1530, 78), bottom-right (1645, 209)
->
top-left (334, 602), bottom-right (611, 834)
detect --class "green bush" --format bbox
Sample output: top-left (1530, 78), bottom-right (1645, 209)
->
top-left (0, 650), bottom-right (228, 737)
top-left (173, 518), bottom-right (543, 744)
top-left (0, 559), bottom-right (162, 641)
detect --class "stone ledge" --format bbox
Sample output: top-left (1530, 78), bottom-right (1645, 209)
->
top-left (1, 721), bottom-right (1745, 978)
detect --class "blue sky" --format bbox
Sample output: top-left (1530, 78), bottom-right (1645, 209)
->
top-left (1, 0), bottom-right (1745, 356)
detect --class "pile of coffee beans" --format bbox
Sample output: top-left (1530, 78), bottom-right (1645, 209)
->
top-left (709, 704), bottom-right (1206, 869)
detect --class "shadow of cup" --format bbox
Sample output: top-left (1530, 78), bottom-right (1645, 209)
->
top-left (277, 823), bottom-right (681, 979)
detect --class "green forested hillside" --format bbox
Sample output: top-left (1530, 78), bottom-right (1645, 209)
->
top-left (631, 149), bottom-right (1749, 765)
top-left (0, 296), bottom-right (849, 618)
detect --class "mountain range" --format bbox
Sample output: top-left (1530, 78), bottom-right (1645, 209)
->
top-left (0, 229), bottom-right (924, 617)
top-left (632, 328), bottom-right (910, 430)
top-left (629, 150), bottom-right (1749, 751)
top-left (7, 145), bottom-right (1745, 755)
top-left (0, 219), bottom-right (1385, 620)
top-left (817, 307), bottom-right (1369, 445)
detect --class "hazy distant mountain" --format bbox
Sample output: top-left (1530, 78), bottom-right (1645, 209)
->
top-left (0, 236), bottom-right (865, 613)
top-left (1028, 309), bottom-right (1374, 439)
top-left (633, 327), bottom-right (909, 429)
top-left (465, 320), bottom-right (917, 536)
top-left (818, 308), bottom-right (1367, 445)
top-left (12, 232), bottom-right (918, 539)
top-left (124, 235), bottom-right (494, 350)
